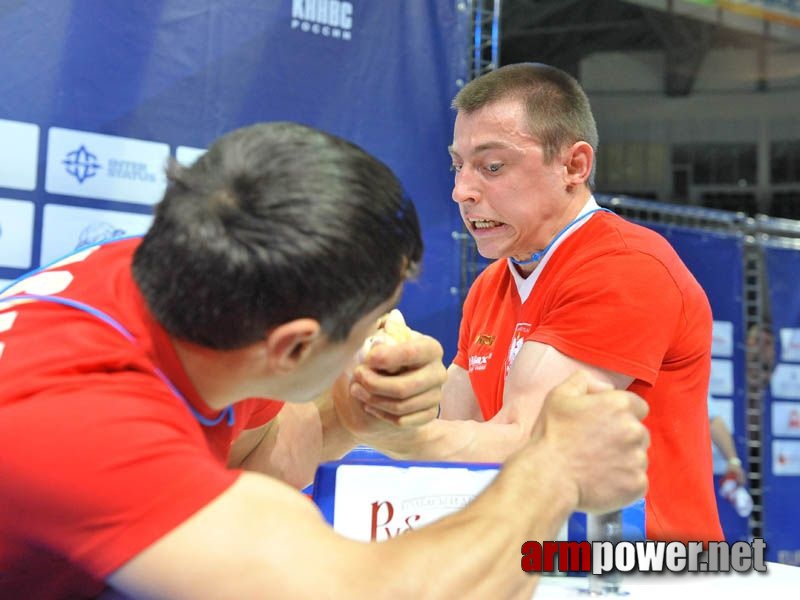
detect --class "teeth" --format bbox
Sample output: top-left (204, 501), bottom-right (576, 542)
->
top-left (472, 219), bottom-right (501, 229)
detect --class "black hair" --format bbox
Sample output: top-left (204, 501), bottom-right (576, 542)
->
top-left (133, 122), bottom-right (422, 348)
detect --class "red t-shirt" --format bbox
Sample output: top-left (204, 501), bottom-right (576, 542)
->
top-left (454, 211), bottom-right (723, 542)
top-left (0, 238), bottom-right (284, 598)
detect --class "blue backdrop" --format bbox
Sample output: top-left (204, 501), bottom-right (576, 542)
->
top-left (762, 244), bottom-right (800, 564)
top-left (0, 0), bottom-right (468, 360)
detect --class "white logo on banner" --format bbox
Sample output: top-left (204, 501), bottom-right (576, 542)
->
top-left (291, 0), bottom-right (354, 40)
top-left (773, 439), bottom-right (800, 476)
top-left (45, 128), bottom-right (169, 205)
top-left (771, 363), bottom-right (800, 400)
top-left (175, 146), bottom-right (206, 167)
top-left (711, 320), bottom-right (734, 358)
top-left (333, 464), bottom-right (498, 542)
top-left (0, 119), bottom-right (39, 191)
top-left (709, 358), bottom-right (734, 396)
top-left (779, 328), bottom-right (800, 362)
top-left (40, 204), bottom-right (153, 264)
top-left (708, 397), bottom-right (734, 475)
top-left (772, 401), bottom-right (800, 438)
top-left (0, 198), bottom-right (35, 269)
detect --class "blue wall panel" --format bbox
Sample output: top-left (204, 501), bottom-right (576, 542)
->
top-left (762, 244), bottom-right (800, 564)
top-left (0, 0), bottom-right (467, 359)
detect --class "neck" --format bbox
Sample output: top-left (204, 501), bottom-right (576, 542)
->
top-left (171, 337), bottom-right (264, 411)
top-left (512, 190), bottom-right (592, 276)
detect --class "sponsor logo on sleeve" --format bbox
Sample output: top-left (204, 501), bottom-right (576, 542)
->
top-left (468, 333), bottom-right (495, 372)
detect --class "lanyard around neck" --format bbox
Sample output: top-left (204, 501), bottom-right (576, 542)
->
top-left (509, 207), bottom-right (612, 267)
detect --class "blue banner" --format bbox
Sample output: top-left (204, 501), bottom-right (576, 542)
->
top-left (762, 244), bottom-right (800, 564)
top-left (0, 0), bottom-right (467, 359)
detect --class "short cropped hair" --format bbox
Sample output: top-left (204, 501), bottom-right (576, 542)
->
top-left (452, 63), bottom-right (599, 187)
top-left (133, 122), bottom-right (422, 349)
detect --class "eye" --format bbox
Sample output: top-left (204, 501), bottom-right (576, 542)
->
top-left (486, 163), bottom-right (503, 173)
top-left (450, 163), bottom-right (463, 173)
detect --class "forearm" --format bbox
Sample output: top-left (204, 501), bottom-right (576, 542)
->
top-left (238, 396), bottom-right (358, 488)
top-left (112, 453), bottom-right (576, 600)
top-left (111, 372), bottom-right (648, 599)
top-left (710, 417), bottom-right (739, 461)
top-left (376, 443), bottom-right (576, 598)
top-left (372, 417), bottom-right (528, 463)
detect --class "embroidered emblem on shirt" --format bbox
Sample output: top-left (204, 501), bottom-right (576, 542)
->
top-left (504, 322), bottom-right (532, 378)
top-left (475, 333), bottom-right (495, 346)
top-left (468, 333), bottom-right (496, 372)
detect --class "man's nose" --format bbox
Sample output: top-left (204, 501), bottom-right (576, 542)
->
top-left (452, 170), bottom-right (479, 204)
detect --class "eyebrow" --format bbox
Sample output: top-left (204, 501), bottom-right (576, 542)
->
top-left (448, 141), bottom-right (514, 157)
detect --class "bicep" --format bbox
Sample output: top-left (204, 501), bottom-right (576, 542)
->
top-left (495, 341), bottom-right (633, 430)
top-left (107, 472), bottom-right (375, 599)
top-left (440, 363), bottom-right (484, 421)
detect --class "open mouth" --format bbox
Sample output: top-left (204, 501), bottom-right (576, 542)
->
top-left (469, 218), bottom-right (504, 231)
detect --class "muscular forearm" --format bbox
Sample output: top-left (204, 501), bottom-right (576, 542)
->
top-left (237, 396), bottom-right (358, 488)
top-left (373, 442), bottom-right (576, 598)
top-left (110, 372), bottom-right (648, 599)
top-left (371, 417), bottom-right (527, 463)
top-left (112, 449), bottom-right (576, 600)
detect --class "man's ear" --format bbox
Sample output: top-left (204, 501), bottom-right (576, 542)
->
top-left (263, 318), bottom-right (322, 372)
top-left (563, 141), bottom-right (593, 187)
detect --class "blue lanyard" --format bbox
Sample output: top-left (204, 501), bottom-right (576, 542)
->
top-left (0, 293), bottom-right (235, 427)
top-left (509, 207), bottom-right (612, 266)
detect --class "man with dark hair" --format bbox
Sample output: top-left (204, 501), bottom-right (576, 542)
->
top-left (355, 63), bottom-right (722, 544)
top-left (0, 121), bottom-right (649, 598)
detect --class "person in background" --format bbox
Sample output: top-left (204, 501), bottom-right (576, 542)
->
top-left (710, 415), bottom-right (746, 486)
top-left (708, 407), bottom-right (753, 519)
top-left (0, 121), bottom-right (649, 599)
top-left (353, 62), bottom-right (722, 544)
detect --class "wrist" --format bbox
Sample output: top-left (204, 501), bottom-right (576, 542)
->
top-left (499, 444), bottom-right (578, 538)
top-left (727, 457), bottom-right (742, 468)
top-left (359, 422), bottom-right (431, 460)
top-left (318, 392), bottom-right (359, 460)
